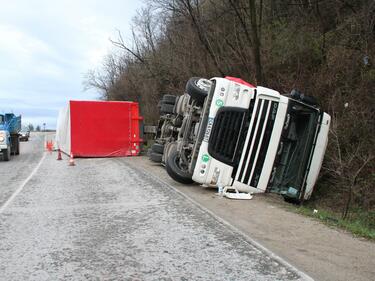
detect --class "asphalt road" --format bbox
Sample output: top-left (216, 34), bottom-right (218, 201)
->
top-left (0, 133), bottom-right (46, 207)
top-left (0, 133), bottom-right (310, 280)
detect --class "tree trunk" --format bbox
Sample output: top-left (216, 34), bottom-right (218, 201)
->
top-left (249, 0), bottom-right (263, 84)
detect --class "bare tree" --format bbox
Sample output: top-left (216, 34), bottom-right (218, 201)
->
top-left (228, 0), bottom-right (264, 84)
top-left (84, 53), bottom-right (126, 99)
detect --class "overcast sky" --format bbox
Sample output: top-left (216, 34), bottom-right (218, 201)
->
top-left (0, 0), bottom-right (144, 129)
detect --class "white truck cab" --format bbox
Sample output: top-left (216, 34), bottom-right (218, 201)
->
top-left (189, 77), bottom-right (330, 202)
top-left (161, 76), bottom-right (330, 202)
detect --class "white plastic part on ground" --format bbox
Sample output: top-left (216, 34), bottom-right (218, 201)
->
top-left (223, 187), bottom-right (253, 200)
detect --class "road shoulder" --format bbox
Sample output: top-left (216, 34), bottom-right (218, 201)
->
top-left (123, 156), bottom-right (375, 281)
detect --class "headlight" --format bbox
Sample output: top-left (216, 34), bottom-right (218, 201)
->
top-left (0, 136), bottom-right (4, 142)
top-left (0, 131), bottom-right (5, 142)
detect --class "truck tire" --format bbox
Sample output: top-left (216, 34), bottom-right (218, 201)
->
top-left (163, 142), bottom-right (177, 163)
top-left (2, 148), bottom-right (10, 161)
top-left (174, 95), bottom-right (188, 115)
top-left (173, 96), bottom-right (180, 114)
top-left (166, 149), bottom-right (194, 184)
top-left (160, 103), bottom-right (174, 114)
top-left (164, 142), bottom-right (177, 162)
top-left (162, 95), bottom-right (177, 105)
top-left (152, 143), bottom-right (164, 154)
top-left (186, 77), bottom-right (211, 105)
top-left (150, 152), bottom-right (163, 163)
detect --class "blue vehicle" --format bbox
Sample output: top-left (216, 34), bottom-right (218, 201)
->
top-left (0, 113), bottom-right (21, 161)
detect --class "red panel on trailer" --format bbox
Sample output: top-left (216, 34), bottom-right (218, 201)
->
top-left (69, 100), bottom-right (142, 157)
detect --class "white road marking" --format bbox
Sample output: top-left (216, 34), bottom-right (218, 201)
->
top-left (0, 152), bottom-right (47, 214)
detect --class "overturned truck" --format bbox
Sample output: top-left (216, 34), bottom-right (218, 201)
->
top-left (152, 77), bottom-right (330, 203)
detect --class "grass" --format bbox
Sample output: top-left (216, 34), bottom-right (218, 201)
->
top-left (289, 205), bottom-right (375, 240)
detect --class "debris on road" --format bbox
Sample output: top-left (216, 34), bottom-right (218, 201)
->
top-left (223, 186), bottom-right (253, 200)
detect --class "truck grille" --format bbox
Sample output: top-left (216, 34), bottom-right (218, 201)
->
top-left (234, 99), bottom-right (278, 187)
top-left (208, 108), bottom-right (247, 164)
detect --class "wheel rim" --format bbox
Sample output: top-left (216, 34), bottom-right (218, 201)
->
top-left (195, 79), bottom-right (212, 92)
top-left (174, 153), bottom-right (189, 173)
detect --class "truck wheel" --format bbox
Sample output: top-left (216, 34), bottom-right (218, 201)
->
top-left (186, 77), bottom-right (211, 105)
top-left (150, 152), bottom-right (163, 163)
top-left (162, 95), bottom-right (177, 105)
top-left (166, 149), bottom-right (194, 184)
top-left (174, 95), bottom-right (189, 115)
top-left (173, 96), bottom-right (180, 114)
top-left (2, 148), bottom-right (10, 161)
top-left (160, 103), bottom-right (174, 114)
top-left (174, 96), bottom-right (181, 114)
top-left (152, 143), bottom-right (164, 154)
top-left (163, 142), bottom-right (177, 163)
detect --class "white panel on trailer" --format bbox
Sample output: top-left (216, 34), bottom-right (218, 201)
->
top-left (55, 104), bottom-right (71, 154)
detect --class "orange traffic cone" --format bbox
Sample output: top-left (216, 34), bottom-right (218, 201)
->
top-left (57, 148), bottom-right (62, 160)
top-left (47, 141), bottom-right (53, 153)
top-left (69, 153), bottom-right (75, 166)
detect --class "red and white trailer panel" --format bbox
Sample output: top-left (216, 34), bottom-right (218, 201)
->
top-left (56, 100), bottom-right (143, 157)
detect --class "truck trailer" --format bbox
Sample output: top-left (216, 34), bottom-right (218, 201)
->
top-left (56, 100), bottom-right (143, 157)
top-left (0, 113), bottom-right (21, 161)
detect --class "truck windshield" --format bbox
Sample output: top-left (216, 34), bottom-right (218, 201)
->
top-left (269, 101), bottom-right (320, 198)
